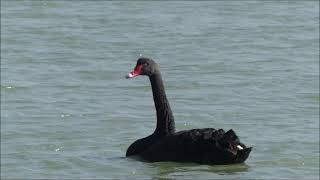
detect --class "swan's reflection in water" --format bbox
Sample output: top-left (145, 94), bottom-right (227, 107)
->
top-left (149, 161), bottom-right (250, 179)
top-left (109, 155), bottom-right (250, 179)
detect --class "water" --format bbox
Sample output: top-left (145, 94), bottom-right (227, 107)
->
top-left (1, 1), bottom-right (319, 179)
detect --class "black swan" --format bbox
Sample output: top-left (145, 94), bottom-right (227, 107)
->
top-left (125, 58), bottom-right (252, 164)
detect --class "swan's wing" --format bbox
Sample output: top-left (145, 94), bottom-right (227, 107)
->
top-left (141, 128), bottom-right (251, 164)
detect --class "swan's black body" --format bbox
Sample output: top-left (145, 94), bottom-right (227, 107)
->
top-left (140, 129), bottom-right (251, 164)
top-left (126, 58), bottom-right (251, 164)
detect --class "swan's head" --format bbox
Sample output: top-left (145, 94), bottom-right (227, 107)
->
top-left (126, 57), bottom-right (159, 78)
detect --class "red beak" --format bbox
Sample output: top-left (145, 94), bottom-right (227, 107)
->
top-left (126, 64), bottom-right (143, 79)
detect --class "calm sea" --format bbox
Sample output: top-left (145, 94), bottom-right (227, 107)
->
top-left (1, 1), bottom-right (319, 179)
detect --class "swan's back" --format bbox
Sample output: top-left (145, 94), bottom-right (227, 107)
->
top-left (140, 128), bottom-right (252, 164)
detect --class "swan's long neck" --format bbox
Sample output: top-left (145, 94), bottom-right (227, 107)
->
top-left (149, 72), bottom-right (175, 136)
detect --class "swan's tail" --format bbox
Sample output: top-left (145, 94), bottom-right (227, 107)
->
top-left (218, 129), bottom-right (240, 149)
top-left (234, 146), bottom-right (252, 163)
top-left (218, 129), bottom-right (252, 163)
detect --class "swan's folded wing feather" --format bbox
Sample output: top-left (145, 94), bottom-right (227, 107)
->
top-left (140, 128), bottom-right (250, 164)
